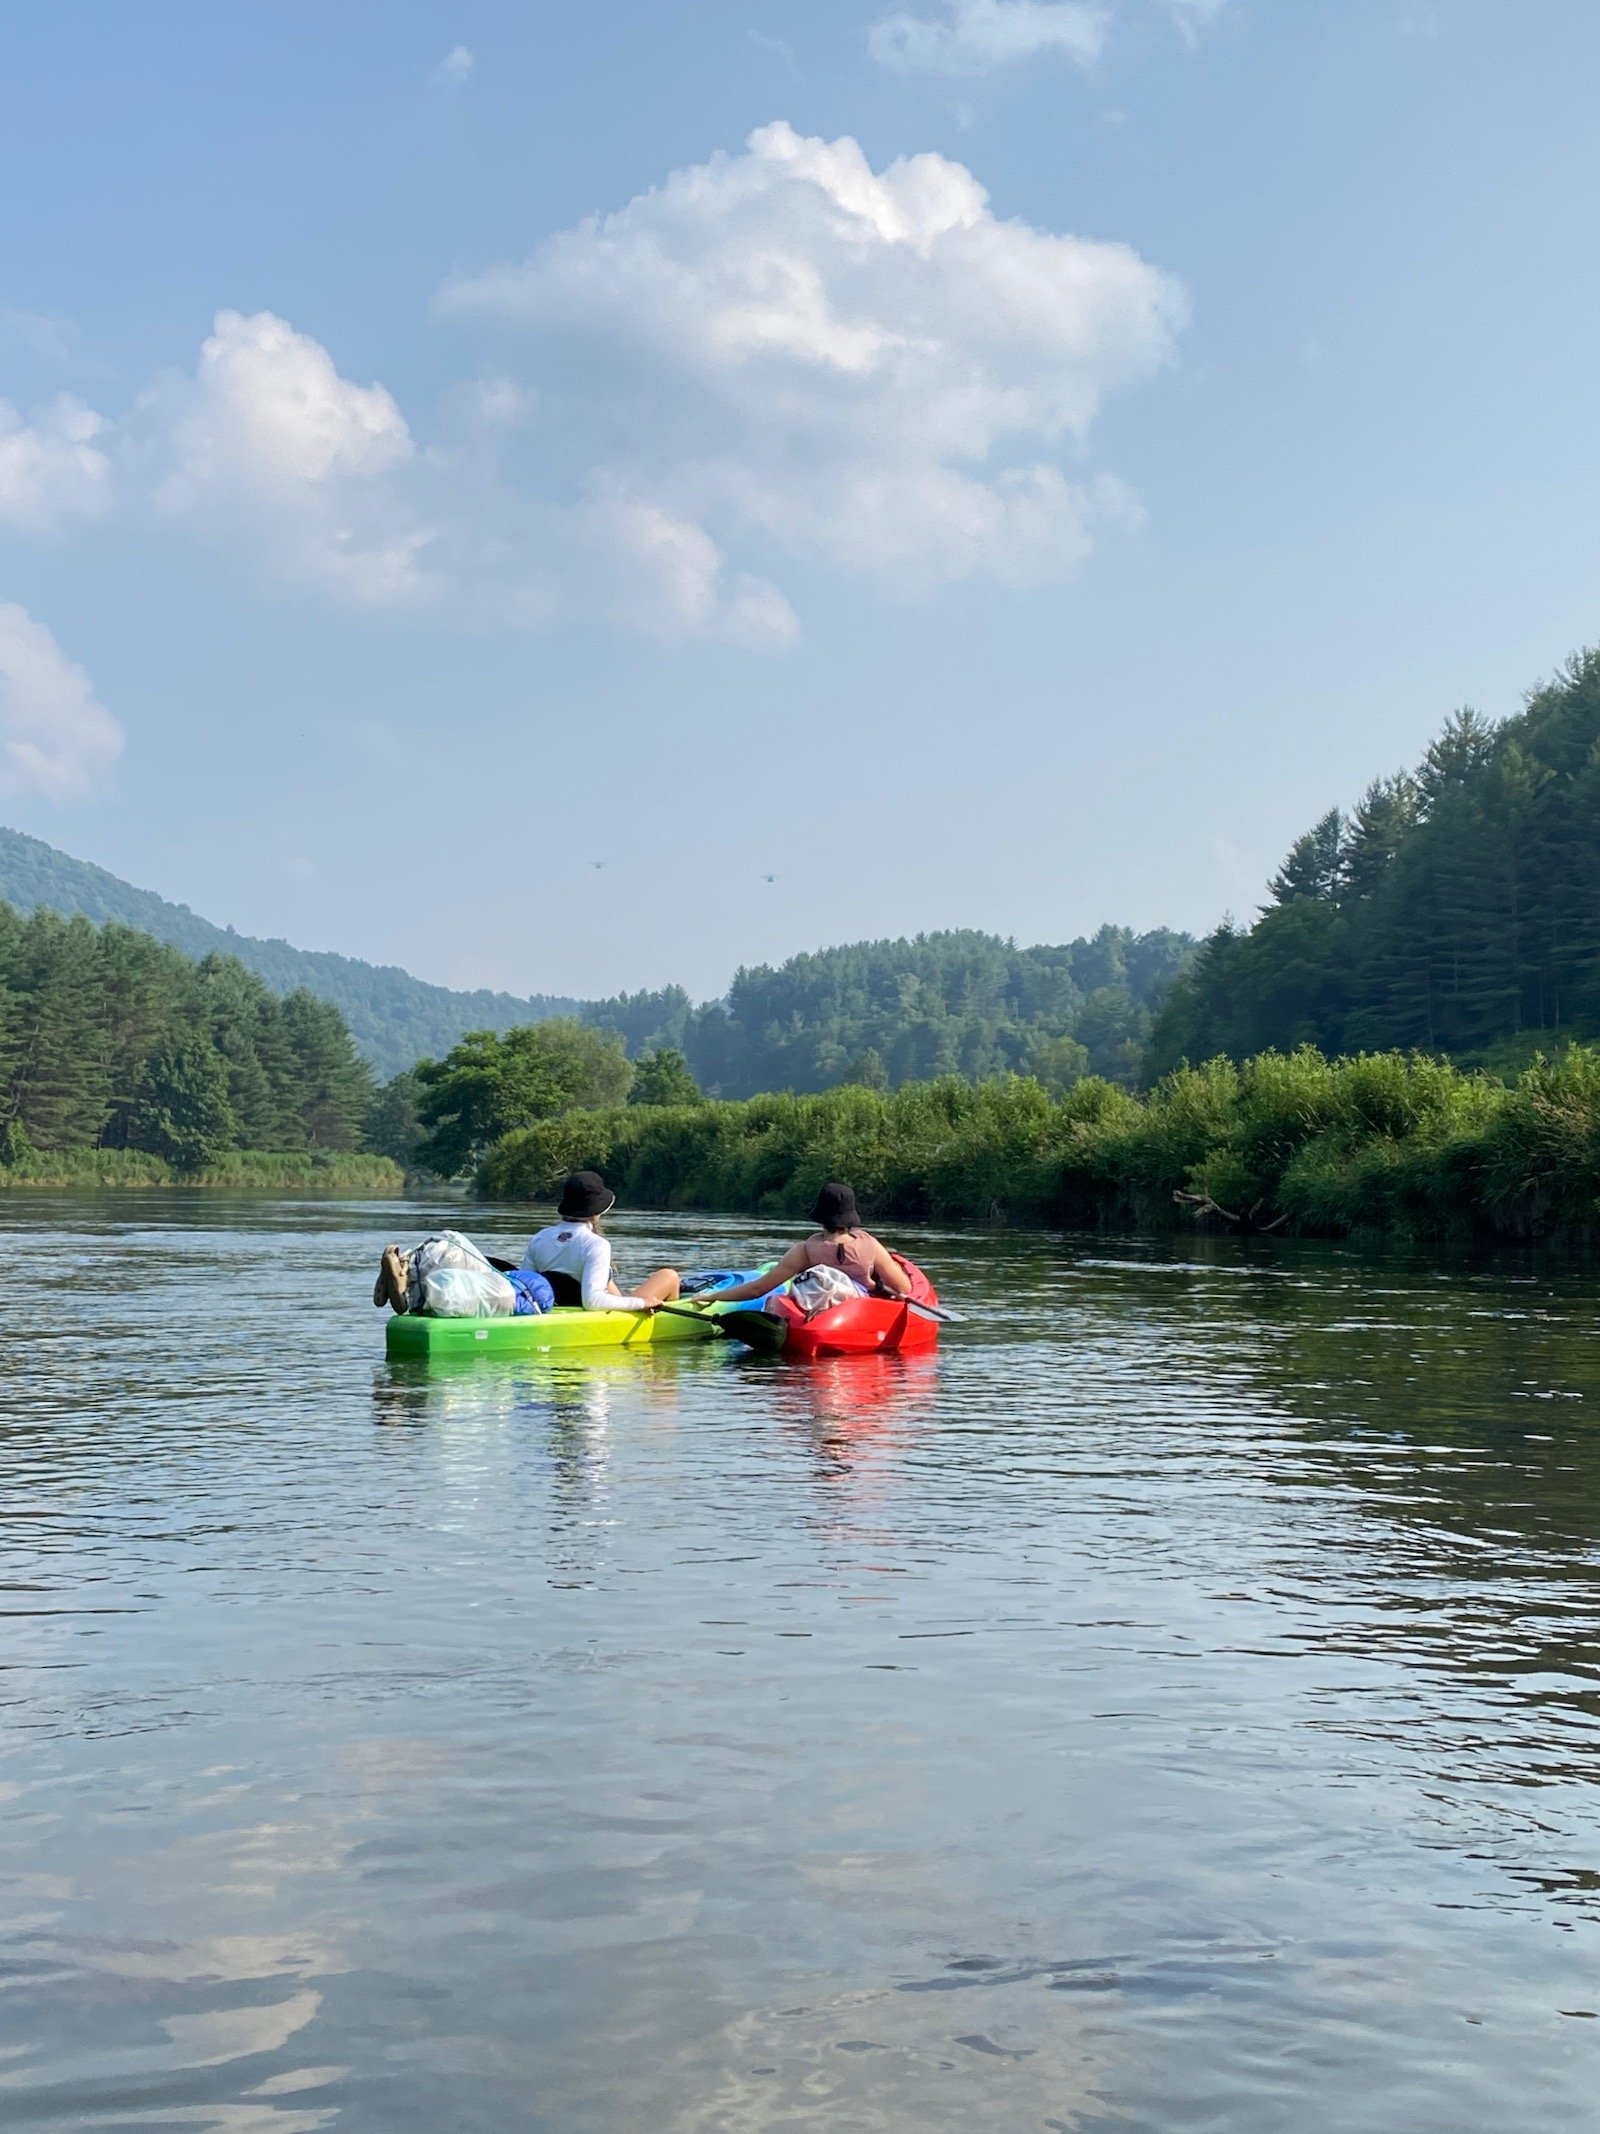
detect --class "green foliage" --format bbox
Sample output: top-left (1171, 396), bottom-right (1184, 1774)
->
top-left (0, 897), bottom-right (375, 1168)
top-left (0, 1147), bottom-right (403, 1190)
top-left (129, 1035), bottom-right (238, 1172)
top-left (414, 1019), bottom-right (634, 1176)
top-left (682, 925), bottom-right (1194, 1096)
top-left (1026, 1031), bottom-right (1090, 1096)
top-left (628, 1047), bottom-right (701, 1107)
top-left (1151, 647), bottom-right (1600, 1073)
top-left (476, 1044), bottom-right (1600, 1249)
top-left (364, 1068), bottom-right (425, 1166)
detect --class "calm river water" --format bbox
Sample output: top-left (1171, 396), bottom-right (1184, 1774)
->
top-left (3, 1193), bottom-right (1599, 2131)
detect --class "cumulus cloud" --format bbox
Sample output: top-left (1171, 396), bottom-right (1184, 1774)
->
top-left (0, 124), bottom-right (1182, 646)
top-left (132, 310), bottom-right (785, 643)
top-left (435, 44), bottom-right (474, 87)
top-left (0, 601), bottom-right (123, 798)
top-left (440, 120), bottom-right (1182, 596)
top-left (868, 0), bottom-right (1109, 75)
top-left (148, 309), bottom-right (429, 607)
top-left (0, 393), bottom-right (114, 528)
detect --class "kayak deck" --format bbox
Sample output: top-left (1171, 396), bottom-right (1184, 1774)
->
top-left (385, 1305), bottom-right (721, 1359)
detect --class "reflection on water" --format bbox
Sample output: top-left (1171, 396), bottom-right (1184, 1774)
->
top-left (2, 1193), bottom-right (1599, 2132)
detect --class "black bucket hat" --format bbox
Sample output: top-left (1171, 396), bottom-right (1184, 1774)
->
top-left (809, 1182), bottom-right (861, 1232)
top-left (558, 1170), bottom-right (616, 1220)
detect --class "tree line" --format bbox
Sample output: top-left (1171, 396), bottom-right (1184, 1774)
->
top-left (2, 827), bottom-right (1194, 1090)
top-left (576, 924), bottom-right (1195, 1096)
top-left (0, 902), bottom-right (374, 1171)
top-left (1150, 647), bottom-right (1600, 1073)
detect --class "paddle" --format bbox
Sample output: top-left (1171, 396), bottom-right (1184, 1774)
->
top-left (658, 1302), bottom-right (785, 1351)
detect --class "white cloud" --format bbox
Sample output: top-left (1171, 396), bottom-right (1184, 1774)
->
top-left (436, 44), bottom-right (474, 86)
top-left (0, 601), bottom-right (123, 799)
top-left (161, 309), bottom-right (412, 500)
top-left (1161, 0), bottom-right (1227, 46)
top-left (149, 309), bottom-right (428, 607)
top-left (0, 308), bottom-right (74, 364)
top-left (0, 394), bottom-right (115, 528)
top-left (440, 120), bottom-right (1182, 597)
top-left (749, 29), bottom-right (799, 72)
top-left (0, 125), bottom-right (1182, 649)
top-left (868, 0), bottom-right (1109, 76)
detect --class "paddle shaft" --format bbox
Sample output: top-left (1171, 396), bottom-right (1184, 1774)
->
top-left (662, 1296), bottom-right (958, 1332)
top-left (656, 1303), bottom-right (744, 1339)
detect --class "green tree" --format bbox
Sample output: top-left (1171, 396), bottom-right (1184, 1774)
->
top-left (1026, 1031), bottom-right (1090, 1096)
top-left (1147, 649), bottom-right (1600, 1073)
top-left (415, 1019), bottom-right (633, 1176)
top-left (1, 909), bottom-right (109, 1148)
top-left (364, 1068), bottom-right (424, 1163)
top-left (129, 1035), bottom-right (238, 1170)
top-left (847, 1047), bottom-right (889, 1090)
top-left (628, 1047), bottom-right (700, 1106)
top-left (280, 990), bottom-right (373, 1149)
top-left (1269, 810), bottom-right (1344, 905)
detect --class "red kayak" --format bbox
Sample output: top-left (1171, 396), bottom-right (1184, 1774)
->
top-left (718, 1255), bottom-right (939, 1357)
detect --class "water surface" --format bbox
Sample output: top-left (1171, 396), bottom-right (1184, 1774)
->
top-left (3, 1194), bottom-right (1598, 2130)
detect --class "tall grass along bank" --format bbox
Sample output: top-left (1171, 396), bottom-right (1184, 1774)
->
top-left (476, 1047), bottom-right (1600, 1249)
top-left (0, 1149), bottom-right (403, 1192)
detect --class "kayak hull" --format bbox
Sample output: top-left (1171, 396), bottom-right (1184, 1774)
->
top-left (385, 1305), bottom-right (721, 1360)
top-left (746, 1293), bottom-right (939, 1357)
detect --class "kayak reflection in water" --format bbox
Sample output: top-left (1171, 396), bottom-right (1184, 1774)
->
top-left (520, 1170), bottom-right (682, 1312)
top-left (706, 1183), bottom-right (913, 1311)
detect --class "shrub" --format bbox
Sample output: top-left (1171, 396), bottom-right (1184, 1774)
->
top-left (472, 1045), bottom-right (1600, 1249)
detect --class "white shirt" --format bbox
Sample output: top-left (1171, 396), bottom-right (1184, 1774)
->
top-left (521, 1221), bottom-right (647, 1310)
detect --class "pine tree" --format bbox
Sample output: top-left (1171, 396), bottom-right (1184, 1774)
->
top-left (3, 911), bottom-right (110, 1148)
top-left (1269, 811), bottom-right (1344, 905)
top-left (279, 990), bottom-right (374, 1150)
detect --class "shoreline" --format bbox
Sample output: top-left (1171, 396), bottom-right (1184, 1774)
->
top-left (0, 1152), bottom-right (405, 1192)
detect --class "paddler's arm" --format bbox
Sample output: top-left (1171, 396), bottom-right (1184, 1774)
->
top-left (582, 1235), bottom-right (651, 1311)
top-left (708, 1243), bottom-right (809, 1304)
top-left (870, 1243), bottom-right (913, 1297)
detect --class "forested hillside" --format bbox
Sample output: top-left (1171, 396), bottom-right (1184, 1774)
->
top-left (665, 926), bottom-right (1194, 1095)
top-left (2, 825), bottom-right (1192, 1094)
top-left (0, 827), bottom-right (581, 1079)
top-left (1150, 648), bottom-right (1600, 1073)
top-left (0, 900), bottom-right (377, 1171)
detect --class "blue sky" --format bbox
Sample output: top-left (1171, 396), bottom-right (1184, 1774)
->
top-left (3, 1), bottom-right (1598, 1002)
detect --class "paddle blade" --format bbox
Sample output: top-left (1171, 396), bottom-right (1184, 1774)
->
top-left (711, 1307), bottom-right (787, 1353)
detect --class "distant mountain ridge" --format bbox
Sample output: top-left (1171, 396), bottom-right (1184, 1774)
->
top-left (1, 825), bottom-right (1195, 1092)
top-left (0, 826), bottom-right (582, 1079)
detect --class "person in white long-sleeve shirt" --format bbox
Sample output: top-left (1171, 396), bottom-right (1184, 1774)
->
top-left (521, 1171), bottom-right (681, 1311)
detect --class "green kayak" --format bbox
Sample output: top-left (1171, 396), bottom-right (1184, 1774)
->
top-left (385, 1304), bottom-right (722, 1361)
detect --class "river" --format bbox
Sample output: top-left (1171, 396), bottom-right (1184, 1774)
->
top-left (3, 1193), bottom-right (1598, 2131)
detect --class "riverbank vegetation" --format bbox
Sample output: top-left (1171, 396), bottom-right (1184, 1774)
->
top-left (477, 1044), bottom-right (1600, 1248)
top-left (0, 1148), bottom-right (402, 1191)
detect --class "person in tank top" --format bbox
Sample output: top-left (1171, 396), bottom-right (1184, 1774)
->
top-left (521, 1171), bottom-right (681, 1310)
top-left (708, 1183), bottom-right (911, 1306)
